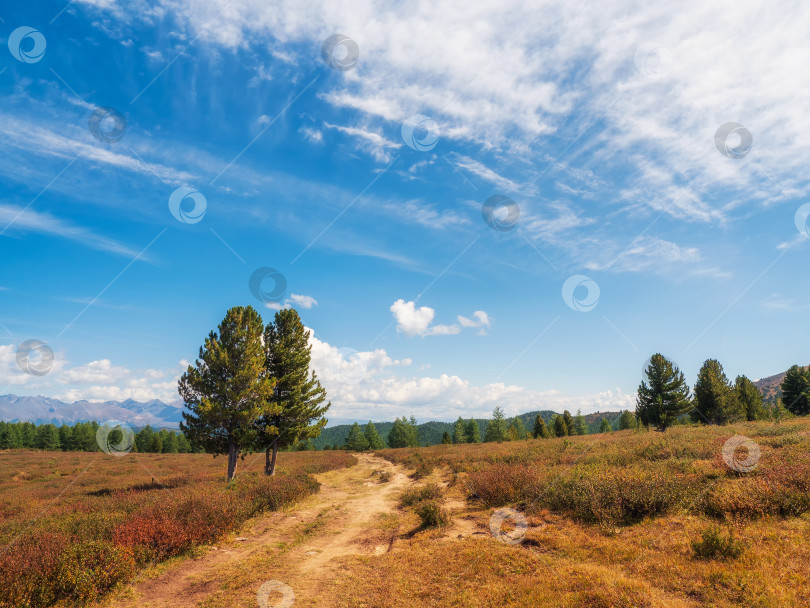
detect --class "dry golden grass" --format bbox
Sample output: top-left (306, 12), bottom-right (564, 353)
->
top-left (329, 419), bottom-right (810, 607)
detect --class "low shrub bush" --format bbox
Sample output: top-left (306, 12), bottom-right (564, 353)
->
top-left (414, 500), bottom-right (448, 528)
top-left (400, 483), bottom-right (442, 507)
top-left (691, 525), bottom-right (742, 560)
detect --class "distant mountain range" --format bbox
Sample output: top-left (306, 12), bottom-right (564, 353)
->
top-left (0, 395), bottom-right (185, 428)
top-left (753, 366), bottom-right (808, 406)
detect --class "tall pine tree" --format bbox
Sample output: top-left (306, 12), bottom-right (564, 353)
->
top-left (734, 375), bottom-right (767, 421)
top-left (484, 406), bottom-right (508, 442)
top-left (691, 359), bottom-right (743, 424)
top-left (781, 365), bottom-right (810, 416)
top-left (345, 422), bottom-right (370, 451)
top-left (257, 308), bottom-right (330, 475)
top-left (180, 306), bottom-right (275, 480)
top-left (364, 421), bottom-right (386, 449)
top-left (636, 353), bottom-right (691, 431)
top-left (464, 419), bottom-right (482, 443)
top-left (452, 417), bottom-right (466, 443)
top-left (532, 414), bottom-right (550, 438)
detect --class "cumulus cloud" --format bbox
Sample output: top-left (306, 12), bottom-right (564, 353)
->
top-left (1, 335), bottom-right (633, 422)
top-left (388, 300), bottom-right (453, 337)
top-left (265, 293), bottom-right (318, 311)
top-left (0, 343), bottom-right (182, 403)
top-left (306, 331), bottom-right (634, 423)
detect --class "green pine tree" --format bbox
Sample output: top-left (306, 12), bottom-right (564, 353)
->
top-left (552, 414), bottom-right (568, 437)
top-left (465, 419), bottom-right (482, 443)
top-left (691, 359), bottom-right (744, 424)
top-left (441, 431), bottom-right (452, 444)
top-left (163, 431), bottom-right (179, 453)
top-left (734, 375), bottom-right (767, 421)
top-left (532, 414), bottom-right (550, 438)
top-left (562, 410), bottom-right (574, 436)
top-left (256, 308), bottom-right (330, 475)
top-left (344, 422), bottom-right (369, 451)
top-left (364, 421), bottom-right (386, 449)
top-left (179, 305), bottom-right (275, 481)
top-left (617, 410), bottom-right (636, 430)
top-left (573, 410), bottom-right (587, 435)
top-left (781, 365), bottom-right (810, 416)
top-left (636, 353), bottom-right (691, 431)
top-left (387, 417), bottom-right (419, 448)
top-left (484, 406), bottom-right (508, 442)
top-left (452, 417), bottom-right (466, 443)
top-left (177, 432), bottom-right (191, 453)
top-left (599, 418), bottom-right (612, 433)
top-left (34, 424), bottom-right (60, 451)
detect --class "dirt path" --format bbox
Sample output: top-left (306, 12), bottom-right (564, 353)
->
top-left (101, 454), bottom-right (413, 608)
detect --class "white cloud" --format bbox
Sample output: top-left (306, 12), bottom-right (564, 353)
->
top-left (586, 236), bottom-right (702, 274)
top-left (390, 299), bottom-right (489, 337)
top-left (76, 0), bottom-right (810, 229)
top-left (0, 114), bottom-right (196, 186)
top-left (0, 343), bottom-right (183, 403)
top-left (1, 335), bottom-right (633, 421)
top-left (458, 310), bottom-right (490, 330)
top-left (300, 126), bottom-right (323, 144)
top-left (322, 122), bottom-right (402, 162)
top-left (0, 204), bottom-right (154, 260)
top-left (264, 293), bottom-right (318, 311)
top-left (288, 293), bottom-right (318, 309)
top-left (306, 331), bottom-right (634, 422)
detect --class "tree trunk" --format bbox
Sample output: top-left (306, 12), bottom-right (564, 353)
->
top-left (265, 442), bottom-right (279, 476)
top-left (227, 442), bottom-right (239, 481)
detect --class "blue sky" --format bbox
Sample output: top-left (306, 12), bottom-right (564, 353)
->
top-left (1, 0), bottom-right (809, 423)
